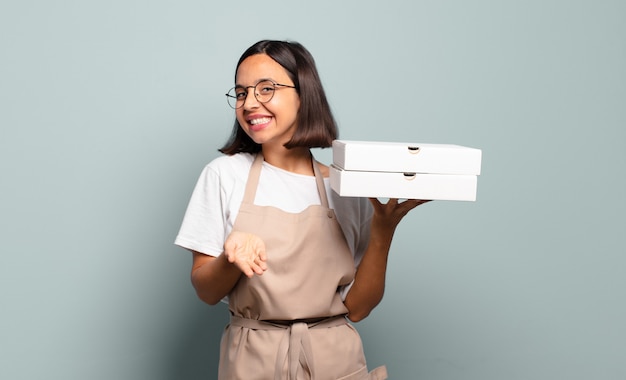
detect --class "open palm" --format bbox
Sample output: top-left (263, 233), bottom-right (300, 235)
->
top-left (224, 231), bottom-right (267, 278)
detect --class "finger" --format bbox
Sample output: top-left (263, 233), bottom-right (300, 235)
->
top-left (240, 264), bottom-right (254, 278)
top-left (413, 199), bottom-right (432, 207)
top-left (249, 258), bottom-right (267, 275)
top-left (258, 253), bottom-right (267, 262)
top-left (223, 238), bottom-right (239, 260)
top-left (400, 199), bottom-right (430, 210)
top-left (256, 244), bottom-right (267, 262)
top-left (224, 245), bottom-right (238, 263)
top-left (368, 197), bottom-right (383, 212)
top-left (252, 263), bottom-right (266, 275)
top-left (399, 199), bottom-right (422, 211)
top-left (389, 199), bottom-right (430, 219)
top-left (253, 251), bottom-right (268, 270)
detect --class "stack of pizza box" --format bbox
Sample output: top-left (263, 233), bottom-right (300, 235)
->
top-left (329, 140), bottom-right (482, 201)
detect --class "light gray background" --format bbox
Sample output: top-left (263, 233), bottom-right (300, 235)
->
top-left (1, 1), bottom-right (624, 379)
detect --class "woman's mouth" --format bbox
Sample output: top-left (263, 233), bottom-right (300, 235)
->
top-left (248, 117), bottom-right (272, 131)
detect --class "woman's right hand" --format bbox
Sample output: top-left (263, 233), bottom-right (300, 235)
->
top-left (224, 231), bottom-right (267, 278)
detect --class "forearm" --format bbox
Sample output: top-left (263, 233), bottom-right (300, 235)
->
top-left (344, 198), bottom-right (427, 321)
top-left (344, 223), bottom-right (396, 322)
top-left (190, 251), bottom-right (242, 305)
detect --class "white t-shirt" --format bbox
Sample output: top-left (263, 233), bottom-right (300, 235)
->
top-left (174, 153), bottom-right (373, 297)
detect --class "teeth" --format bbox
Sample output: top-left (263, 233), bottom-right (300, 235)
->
top-left (250, 117), bottom-right (271, 125)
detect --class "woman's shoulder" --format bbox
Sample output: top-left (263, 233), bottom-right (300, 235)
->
top-left (315, 160), bottom-right (330, 178)
top-left (194, 153), bottom-right (255, 188)
top-left (206, 152), bottom-right (255, 172)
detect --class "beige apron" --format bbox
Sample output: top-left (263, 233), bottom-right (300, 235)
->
top-left (218, 153), bottom-right (388, 380)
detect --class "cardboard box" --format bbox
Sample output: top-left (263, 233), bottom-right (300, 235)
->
top-left (329, 166), bottom-right (478, 201)
top-left (332, 140), bottom-right (482, 175)
top-left (330, 140), bottom-right (482, 201)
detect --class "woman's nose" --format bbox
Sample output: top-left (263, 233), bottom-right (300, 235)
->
top-left (242, 88), bottom-right (260, 110)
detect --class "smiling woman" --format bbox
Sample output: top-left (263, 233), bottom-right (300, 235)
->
top-left (232, 54), bottom-right (301, 149)
top-left (174, 40), bottom-right (427, 379)
top-left (219, 40), bottom-right (338, 155)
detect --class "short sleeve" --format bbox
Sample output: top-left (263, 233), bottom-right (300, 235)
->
top-left (330, 191), bottom-right (373, 300)
top-left (174, 164), bottom-right (227, 257)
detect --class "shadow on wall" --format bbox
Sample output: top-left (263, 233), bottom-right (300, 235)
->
top-left (165, 302), bottom-right (230, 380)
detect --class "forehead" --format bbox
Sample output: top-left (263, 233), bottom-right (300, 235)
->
top-left (235, 54), bottom-right (291, 86)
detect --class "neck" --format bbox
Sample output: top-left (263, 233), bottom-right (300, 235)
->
top-left (261, 146), bottom-right (314, 175)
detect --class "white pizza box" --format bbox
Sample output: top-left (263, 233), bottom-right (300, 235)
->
top-left (329, 165), bottom-right (478, 201)
top-left (332, 140), bottom-right (482, 175)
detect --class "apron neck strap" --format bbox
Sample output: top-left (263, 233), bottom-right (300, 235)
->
top-left (242, 153), bottom-right (264, 204)
top-left (312, 158), bottom-right (330, 208)
top-left (243, 152), bottom-right (329, 208)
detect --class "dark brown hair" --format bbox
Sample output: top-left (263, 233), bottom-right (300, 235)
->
top-left (219, 40), bottom-right (338, 155)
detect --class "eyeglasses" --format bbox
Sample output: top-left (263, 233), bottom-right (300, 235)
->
top-left (225, 79), bottom-right (297, 109)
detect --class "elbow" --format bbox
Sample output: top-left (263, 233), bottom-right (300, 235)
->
top-left (346, 309), bottom-right (371, 323)
top-left (191, 276), bottom-right (222, 305)
top-left (345, 299), bottom-right (376, 322)
top-left (344, 291), bottom-right (384, 323)
top-left (194, 288), bottom-right (222, 306)
top-left (203, 297), bottom-right (222, 306)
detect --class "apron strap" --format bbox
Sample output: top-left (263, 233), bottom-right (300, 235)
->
top-left (312, 158), bottom-right (330, 209)
top-left (230, 315), bottom-right (347, 380)
top-left (242, 153), bottom-right (264, 204)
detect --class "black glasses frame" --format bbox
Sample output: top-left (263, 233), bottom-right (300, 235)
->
top-left (225, 80), bottom-right (296, 109)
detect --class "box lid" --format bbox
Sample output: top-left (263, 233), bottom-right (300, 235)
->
top-left (332, 140), bottom-right (482, 175)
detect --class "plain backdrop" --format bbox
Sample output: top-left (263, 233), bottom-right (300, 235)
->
top-left (1, 1), bottom-right (624, 379)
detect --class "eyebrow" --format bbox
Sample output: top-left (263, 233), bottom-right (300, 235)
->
top-left (234, 78), bottom-right (274, 88)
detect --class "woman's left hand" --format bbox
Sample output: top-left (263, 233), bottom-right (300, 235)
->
top-left (368, 198), bottom-right (430, 231)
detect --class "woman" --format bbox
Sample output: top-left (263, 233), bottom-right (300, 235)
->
top-left (175, 40), bottom-right (428, 379)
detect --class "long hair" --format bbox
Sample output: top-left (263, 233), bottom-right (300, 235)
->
top-left (219, 40), bottom-right (338, 155)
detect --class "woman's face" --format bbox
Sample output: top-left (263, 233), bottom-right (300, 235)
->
top-left (234, 54), bottom-right (300, 149)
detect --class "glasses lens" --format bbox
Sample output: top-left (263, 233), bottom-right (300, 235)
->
top-left (255, 81), bottom-right (275, 103)
top-left (226, 87), bottom-right (243, 109)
